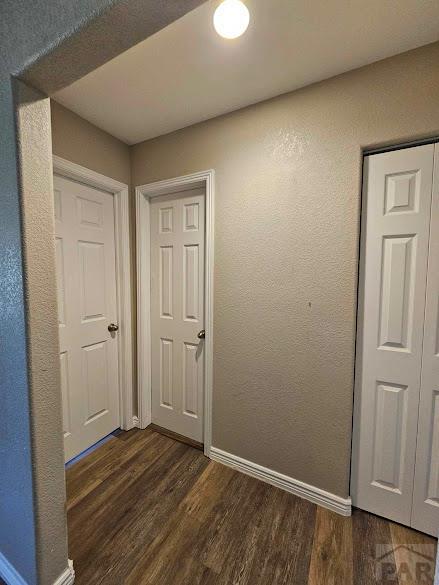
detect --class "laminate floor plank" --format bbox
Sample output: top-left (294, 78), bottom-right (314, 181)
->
top-left (67, 428), bottom-right (144, 486)
top-left (201, 472), bottom-right (269, 576)
top-left (66, 430), bottom-right (438, 585)
top-left (73, 443), bottom-right (207, 584)
top-left (390, 522), bottom-right (437, 585)
top-left (68, 434), bottom-right (180, 563)
top-left (124, 461), bottom-right (236, 584)
top-left (308, 507), bottom-right (353, 585)
top-left (96, 449), bottom-right (209, 585)
top-left (67, 428), bottom-right (157, 510)
top-left (203, 479), bottom-right (271, 584)
top-left (352, 508), bottom-right (398, 585)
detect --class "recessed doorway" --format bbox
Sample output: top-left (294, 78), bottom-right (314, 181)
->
top-left (136, 171), bottom-right (215, 455)
top-left (53, 157), bottom-right (134, 462)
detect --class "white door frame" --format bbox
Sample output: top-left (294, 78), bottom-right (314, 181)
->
top-left (52, 155), bottom-right (134, 431)
top-left (136, 170), bottom-right (215, 456)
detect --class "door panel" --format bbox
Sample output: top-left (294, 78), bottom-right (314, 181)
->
top-left (54, 174), bottom-right (120, 462)
top-left (160, 337), bottom-right (174, 409)
top-left (78, 241), bottom-right (106, 321)
top-left (82, 342), bottom-right (109, 422)
top-left (150, 188), bottom-right (205, 442)
top-left (378, 235), bottom-right (415, 350)
top-left (184, 244), bottom-right (200, 321)
top-left (160, 246), bottom-right (173, 318)
top-left (183, 342), bottom-right (201, 418)
top-left (371, 382), bottom-right (408, 492)
top-left (352, 144), bottom-right (434, 525)
top-left (412, 144), bottom-right (439, 536)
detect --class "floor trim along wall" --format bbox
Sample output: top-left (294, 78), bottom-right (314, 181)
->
top-left (210, 447), bottom-right (352, 517)
top-left (0, 555), bottom-right (73, 585)
top-left (0, 552), bottom-right (27, 585)
top-left (53, 560), bottom-right (75, 585)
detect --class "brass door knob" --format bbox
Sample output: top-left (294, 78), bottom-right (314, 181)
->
top-left (197, 329), bottom-right (205, 340)
top-left (108, 323), bottom-right (119, 333)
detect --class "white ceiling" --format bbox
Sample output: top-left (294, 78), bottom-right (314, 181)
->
top-left (53, 0), bottom-right (439, 145)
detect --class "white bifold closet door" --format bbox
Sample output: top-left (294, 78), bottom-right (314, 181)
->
top-left (412, 145), bottom-right (439, 536)
top-left (352, 143), bottom-right (439, 536)
top-left (150, 188), bottom-right (205, 443)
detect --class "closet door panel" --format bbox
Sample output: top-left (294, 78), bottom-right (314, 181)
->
top-left (352, 144), bottom-right (434, 526)
top-left (412, 144), bottom-right (439, 537)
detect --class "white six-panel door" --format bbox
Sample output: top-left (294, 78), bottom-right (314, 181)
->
top-left (54, 174), bottom-right (120, 462)
top-left (150, 188), bottom-right (205, 442)
top-left (412, 144), bottom-right (439, 536)
top-left (352, 144), bottom-right (435, 528)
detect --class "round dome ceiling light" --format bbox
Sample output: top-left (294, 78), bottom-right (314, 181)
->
top-left (213, 0), bottom-right (250, 39)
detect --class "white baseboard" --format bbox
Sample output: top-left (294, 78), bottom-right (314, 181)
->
top-left (134, 414), bottom-right (152, 430)
top-left (210, 447), bottom-right (352, 517)
top-left (0, 552), bottom-right (27, 585)
top-left (0, 556), bottom-right (73, 585)
top-left (53, 560), bottom-right (74, 585)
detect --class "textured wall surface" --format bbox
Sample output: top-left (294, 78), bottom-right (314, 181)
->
top-left (0, 80), bottom-right (38, 585)
top-left (51, 101), bottom-right (131, 184)
top-left (15, 81), bottom-right (69, 585)
top-left (132, 41), bottom-right (439, 498)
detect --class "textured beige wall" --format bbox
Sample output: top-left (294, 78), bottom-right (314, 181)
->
top-left (132, 41), bottom-right (439, 498)
top-left (15, 81), bottom-right (69, 585)
top-left (51, 100), bottom-right (131, 184)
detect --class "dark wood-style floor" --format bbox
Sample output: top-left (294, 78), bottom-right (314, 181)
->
top-left (67, 428), bottom-right (437, 585)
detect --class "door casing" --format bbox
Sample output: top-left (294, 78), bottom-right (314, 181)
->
top-left (136, 170), bottom-right (215, 457)
top-left (53, 155), bottom-right (134, 433)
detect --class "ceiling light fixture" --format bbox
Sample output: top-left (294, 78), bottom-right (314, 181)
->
top-left (213, 0), bottom-right (250, 39)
